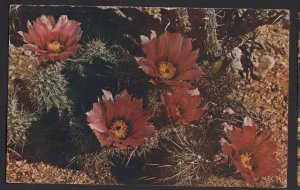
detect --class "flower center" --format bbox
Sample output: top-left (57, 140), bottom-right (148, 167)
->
top-left (110, 120), bottom-right (128, 140)
top-left (240, 152), bottom-right (253, 170)
top-left (47, 41), bottom-right (63, 53)
top-left (159, 62), bottom-right (176, 79)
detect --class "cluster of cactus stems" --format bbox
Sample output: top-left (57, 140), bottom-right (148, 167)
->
top-left (27, 64), bottom-right (72, 115)
top-left (9, 42), bottom-right (38, 82)
top-left (7, 9), bottom-right (281, 186)
top-left (8, 45), bottom-right (73, 149)
top-left (158, 127), bottom-right (212, 185)
top-left (81, 37), bottom-right (150, 98)
top-left (80, 37), bottom-right (118, 64)
top-left (7, 85), bottom-right (37, 148)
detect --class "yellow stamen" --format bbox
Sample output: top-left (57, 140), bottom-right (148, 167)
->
top-left (159, 61), bottom-right (176, 79)
top-left (240, 152), bottom-right (253, 170)
top-left (47, 41), bottom-right (63, 53)
top-left (110, 120), bottom-right (128, 139)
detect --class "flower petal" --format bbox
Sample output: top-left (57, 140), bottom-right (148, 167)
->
top-left (125, 124), bottom-right (156, 148)
top-left (87, 90), bottom-right (156, 148)
top-left (177, 37), bottom-right (193, 62)
top-left (220, 137), bottom-right (234, 157)
top-left (136, 57), bottom-right (159, 77)
top-left (161, 87), bottom-right (204, 124)
top-left (243, 116), bottom-right (253, 127)
top-left (176, 68), bottom-right (204, 81)
top-left (177, 108), bottom-right (204, 124)
top-left (86, 102), bottom-right (107, 133)
top-left (165, 32), bottom-right (184, 63)
top-left (188, 88), bottom-right (200, 96)
top-left (19, 15), bottom-right (82, 63)
top-left (161, 79), bottom-right (193, 89)
top-left (52, 15), bottom-right (69, 40)
top-left (177, 49), bottom-right (200, 73)
top-left (102, 90), bottom-right (113, 101)
top-left (220, 117), bottom-right (279, 183)
top-left (59, 21), bottom-right (82, 45)
top-left (39, 15), bottom-right (55, 31)
top-left (93, 131), bottom-right (115, 147)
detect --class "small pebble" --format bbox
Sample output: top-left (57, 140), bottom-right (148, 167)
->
top-left (223, 108), bottom-right (235, 115)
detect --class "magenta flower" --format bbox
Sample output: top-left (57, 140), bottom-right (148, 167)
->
top-left (161, 88), bottom-right (204, 124)
top-left (220, 116), bottom-right (279, 183)
top-left (86, 90), bottom-right (156, 149)
top-left (19, 15), bottom-right (82, 63)
top-left (136, 30), bottom-right (204, 89)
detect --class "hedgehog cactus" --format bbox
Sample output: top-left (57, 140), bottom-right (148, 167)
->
top-left (67, 116), bottom-right (97, 153)
top-left (75, 151), bottom-right (118, 184)
top-left (9, 42), bottom-right (38, 81)
top-left (27, 64), bottom-right (72, 114)
top-left (7, 87), bottom-right (37, 148)
top-left (129, 126), bottom-right (181, 159)
top-left (80, 37), bottom-right (118, 64)
top-left (137, 7), bottom-right (162, 21)
top-left (160, 127), bottom-right (212, 185)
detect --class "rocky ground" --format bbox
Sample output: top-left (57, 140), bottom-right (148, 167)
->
top-left (7, 151), bottom-right (95, 184)
top-left (205, 24), bottom-right (288, 187)
top-left (6, 22), bottom-right (288, 187)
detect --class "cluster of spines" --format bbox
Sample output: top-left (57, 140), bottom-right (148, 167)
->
top-left (80, 37), bottom-right (118, 64)
top-left (26, 64), bottom-right (72, 114)
top-left (7, 85), bottom-right (37, 149)
top-left (162, 127), bottom-right (212, 185)
top-left (9, 42), bottom-right (38, 82)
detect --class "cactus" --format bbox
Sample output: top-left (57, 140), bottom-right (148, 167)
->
top-left (7, 85), bottom-right (37, 148)
top-left (138, 126), bottom-right (212, 186)
top-left (161, 127), bottom-right (212, 186)
top-left (100, 45), bottom-right (150, 97)
top-left (67, 116), bottom-right (98, 153)
top-left (128, 124), bottom-right (178, 161)
top-left (136, 7), bottom-right (162, 21)
top-left (9, 42), bottom-right (38, 82)
top-left (143, 88), bottom-right (171, 128)
top-left (73, 126), bottom-right (177, 185)
top-left (74, 150), bottom-right (120, 185)
top-left (174, 8), bottom-right (191, 33)
top-left (80, 37), bottom-right (118, 64)
top-left (80, 37), bottom-right (150, 97)
top-left (26, 64), bottom-right (72, 114)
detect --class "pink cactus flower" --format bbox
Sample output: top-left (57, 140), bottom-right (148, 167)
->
top-left (136, 30), bottom-right (204, 89)
top-left (86, 90), bottom-right (156, 149)
top-left (19, 15), bottom-right (82, 63)
top-left (161, 87), bottom-right (204, 124)
top-left (220, 116), bottom-right (279, 183)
